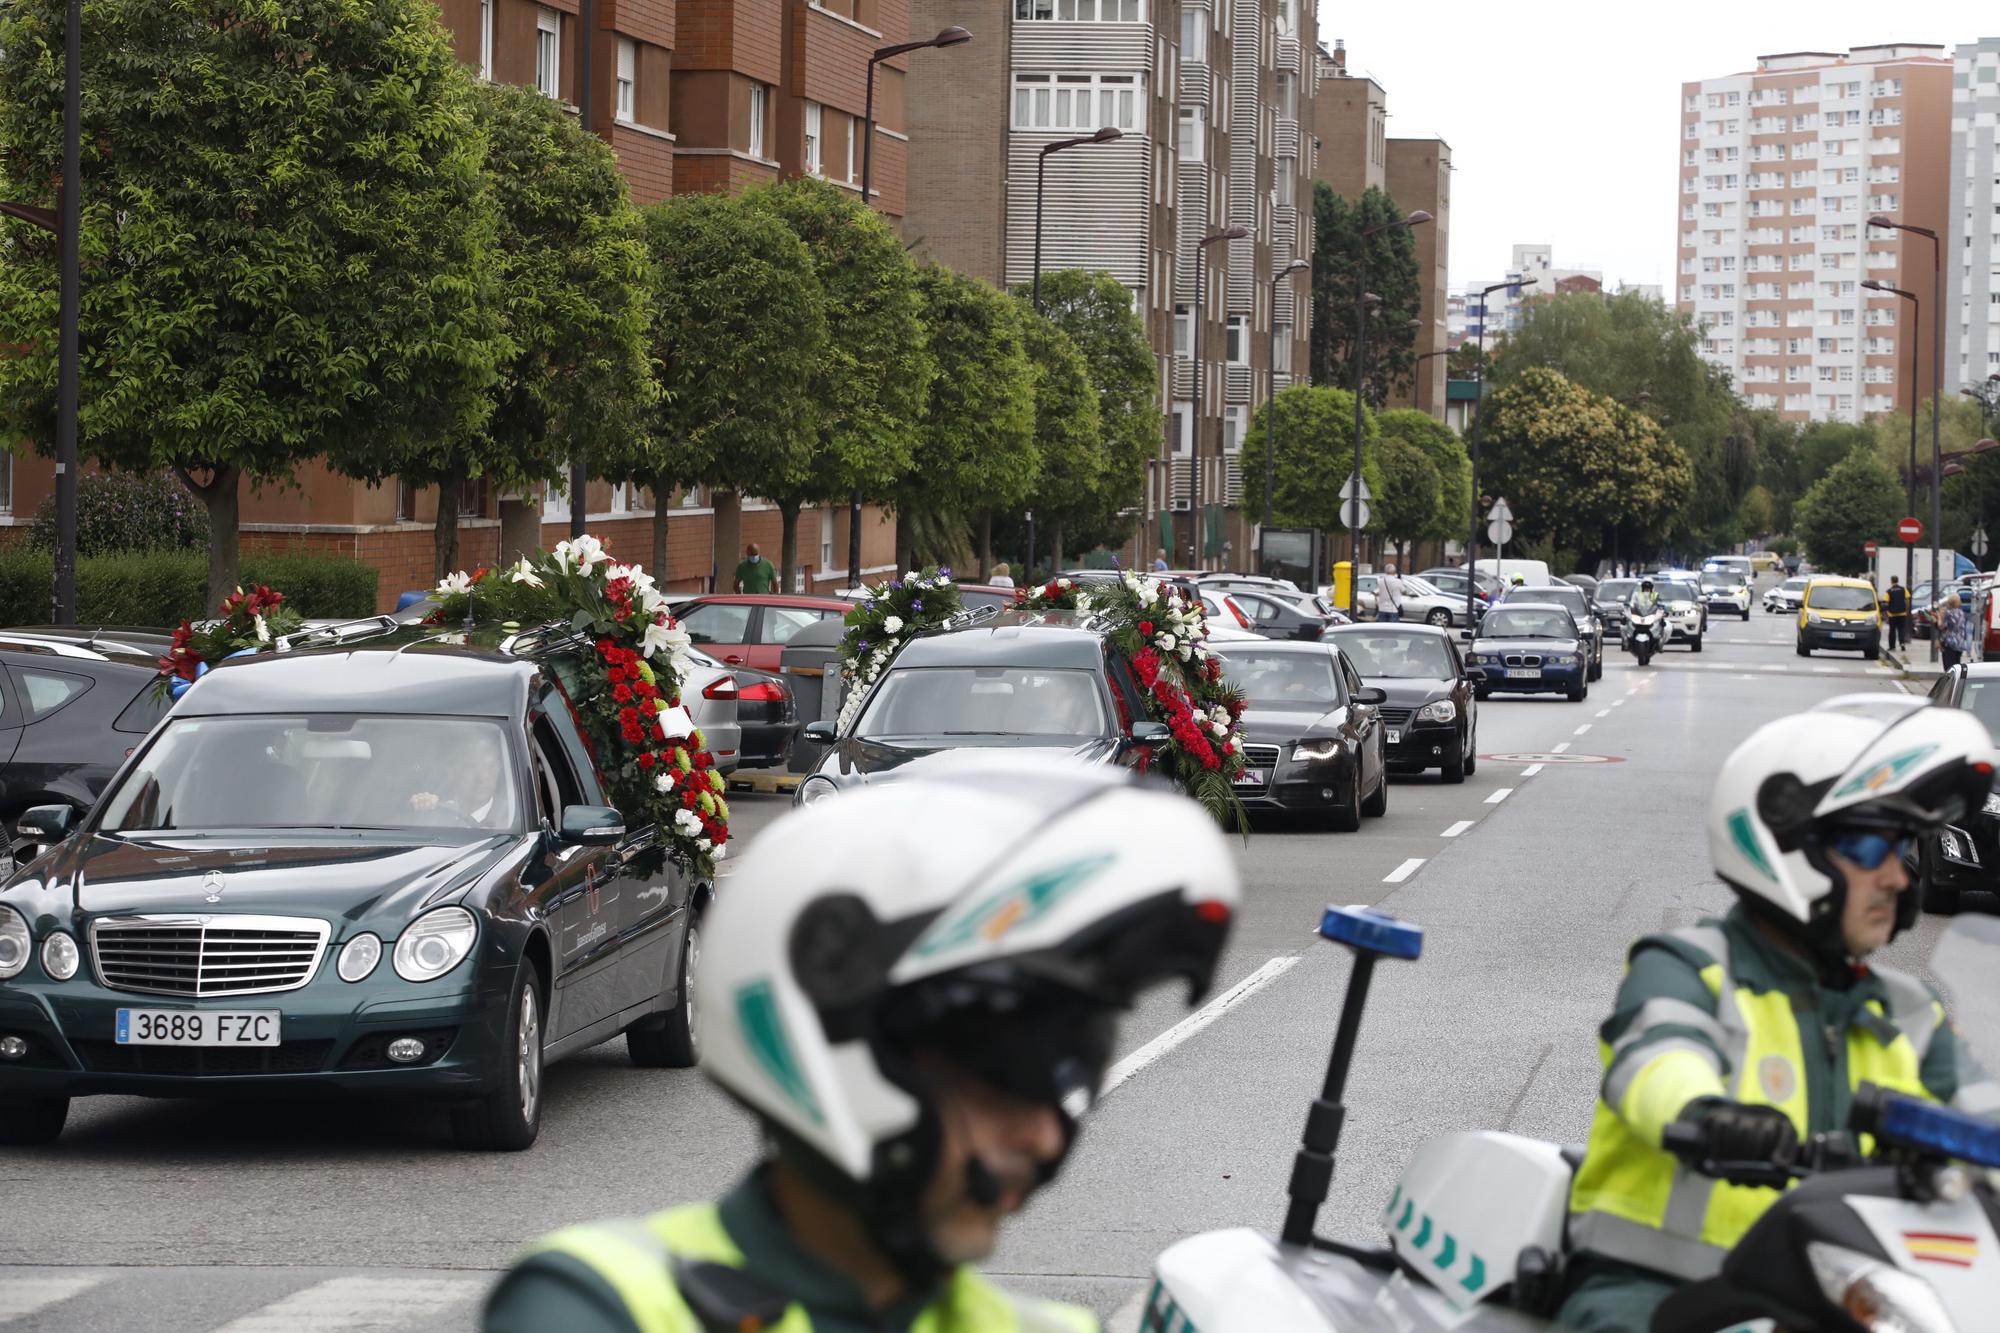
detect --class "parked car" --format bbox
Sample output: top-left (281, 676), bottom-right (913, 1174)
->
top-left (677, 647), bottom-right (744, 775)
top-left (0, 629), bottom-right (176, 866)
top-left (1498, 584), bottom-right (1603, 680)
top-left (1323, 623), bottom-right (1477, 783)
top-left (1764, 576), bottom-right (1808, 615)
top-left (1385, 574), bottom-right (1475, 629)
top-left (1465, 603), bottom-right (1590, 702)
top-left (1414, 568), bottom-right (1498, 621)
top-left (672, 594), bottom-right (849, 670)
top-left (1912, 663), bottom-right (2000, 913)
top-left (1699, 569), bottom-right (1754, 621)
top-left (1208, 638), bottom-right (1388, 830)
top-left (793, 610), bottom-right (1164, 804)
top-left (1197, 573), bottom-right (1305, 599)
top-left (1749, 551), bottom-right (1783, 573)
top-left (1326, 580), bottom-right (1380, 621)
top-left (1797, 576), bottom-right (1883, 659)
top-left (0, 633), bottom-right (711, 1149)
top-left (709, 654), bottom-right (795, 771)
top-left (1224, 587), bottom-right (1334, 642)
top-left (1911, 579), bottom-right (1975, 641)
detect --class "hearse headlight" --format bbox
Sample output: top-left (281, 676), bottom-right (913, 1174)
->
top-left (40, 930), bottom-right (78, 981)
top-left (0, 906), bottom-right (28, 980)
top-left (338, 932), bottom-right (383, 983)
top-left (393, 908), bottom-right (477, 983)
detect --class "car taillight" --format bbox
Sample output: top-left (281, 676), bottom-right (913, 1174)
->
top-left (738, 681), bottom-right (787, 703)
top-left (702, 677), bottom-right (738, 700)
top-left (1225, 597), bottom-right (1251, 629)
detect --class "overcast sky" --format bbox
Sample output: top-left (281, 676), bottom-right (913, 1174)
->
top-left (1316, 2), bottom-right (1987, 296)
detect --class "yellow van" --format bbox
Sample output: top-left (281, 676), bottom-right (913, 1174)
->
top-left (1796, 576), bottom-right (1881, 659)
top-left (1749, 551), bottom-right (1782, 573)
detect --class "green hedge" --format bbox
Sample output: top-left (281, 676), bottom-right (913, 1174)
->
top-left (0, 548), bottom-right (378, 627)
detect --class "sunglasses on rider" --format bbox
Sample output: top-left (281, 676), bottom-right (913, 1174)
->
top-left (1827, 829), bottom-right (1910, 870)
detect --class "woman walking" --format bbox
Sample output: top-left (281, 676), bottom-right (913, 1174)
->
top-left (1937, 592), bottom-right (1975, 670)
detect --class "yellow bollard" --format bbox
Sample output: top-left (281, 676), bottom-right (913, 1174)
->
top-left (1332, 561), bottom-right (1353, 617)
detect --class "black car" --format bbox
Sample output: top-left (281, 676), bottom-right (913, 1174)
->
top-left (1323, 624), bottom-right (1477, 783)
top-left (1498, 584), bottom-right (1603, 681)
top-left (1227, 588), bottom-right (1333, 642)
top-left (794, 611), bottom-right (1162, 804)
top-left (702, 652), bottom-right (794, 770)
top-left (1594, 579), bottom-right (1639, 642)
top-left (1914, 663), bottom-right (2000, 912)
top-left (1208, 639), bottom-right (1388, 830)
top-left (0, 637), bottom-right (707, 1150)
top-left (1466, 603), bottom-right (1591, 702)
top-left (0, 629), bottom-right (177, 863)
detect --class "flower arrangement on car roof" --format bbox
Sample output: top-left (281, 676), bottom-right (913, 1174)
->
top-left (155, 585), bottom-right (304, 700)
top-left (1014, 572), bottom-right (1250, 830)
top-left (834, 567), bottom-right (964, 733)
top-left (427, 535), bottom-right (728, 878)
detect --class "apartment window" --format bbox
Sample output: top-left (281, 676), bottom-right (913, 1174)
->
top-left (747, 83), bottom-right (768, 157)
top-left (1013, 73), bottom-right (1141, 132)
top-left (478, 0), bottom-right (494, 79)
top-left (1178, 105), bottom-right (1205, 161)
top-left (1015, 0), bottom-right (1142, 19)
top-left (1274, 154), bottom-right (1294, 206)
top-left (1223, 405), bottom-right (1247, 452)
top-left (845, 115), bottom-right (858, 183)
top-left (0, 453), bottom-right (13, 515)
top-left (1174, 304), bottom-right (1192, 357)
top-left (615, 38), bottom-right (636, 123)
top-left (1179, 7), bottom-right (1206, 62)
top-left (1273, 323), bottom-right (1291, 374)
top-left (804, 101), bottom-right (822, 175)
top-left (1225, 316), bottom-right (1248, 366)
top-left (1274, 71), bottom-right (1296, 121)
top-left (534, 8), bottom-right (560, 99)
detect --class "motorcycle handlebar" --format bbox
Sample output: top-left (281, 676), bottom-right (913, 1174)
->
top-left (1660, 1123), bottom-right (1861, 1189)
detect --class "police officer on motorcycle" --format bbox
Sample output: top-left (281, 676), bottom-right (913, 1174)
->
top-left (1557, 706), bottom-right (2000, 1330)
top-left (483, 759), bottom-right (1240, 1333)
top-left (1628, 579), bottom-right (1659, 616)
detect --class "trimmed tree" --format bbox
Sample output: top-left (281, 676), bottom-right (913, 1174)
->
top-left (1013, 310), bottom-right (1102, 570)
top-left (334, 79), bottom-right (655, 579)
top-left (1240, 385), bottom-right (1384, 537)
top-left (1374, 437), bottom-right (1441, 566)
top-left (1310, 184), bottom-right (1422, 404)
top-left (0, 0), bottom-right (506, 596)
top-left (1797, 450), bottom-right (1901, 575)
top-left (630, 192), bottom-right (825, 582)
top-left (1377, 408), bottom-right (1471, 555)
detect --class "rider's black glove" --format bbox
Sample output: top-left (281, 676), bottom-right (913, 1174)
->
top-left (1694, 1101), bottom-right (1799, 1166)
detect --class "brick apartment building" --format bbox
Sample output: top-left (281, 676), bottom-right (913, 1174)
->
top-left (2, 0), bottom-right (918, 610)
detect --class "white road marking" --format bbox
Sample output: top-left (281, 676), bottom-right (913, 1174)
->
top-left (1814, 666), bottom-right (1838, 674)
top-left (1612, 699), bottom-right (1626, 707)
top-left (209, 1277), bottom-right (485, 1332)
top-left (1551, 742), bottom-right (1572, 753)
top-left (1574, 724), bottom-right (1592, 735)
top-left (1595, 708), bottom-right (1611, 718)
top-left (1107, 1291), bottom-right (1149, 1333)
top-left (1521, 763), bottom-right (1544, 777)
top-left (1442, 820), bottom-right (1475, 838)
top-left (1384, 857), bottom-right (1426, 883)
top-left (1486, 787), bottom-right (1513, 804)
top-left (1760, 664), bottom-right (1789, 672)
top-left (1101, 954), bottom-right (1301, 1096)
top-left (0, 1277), bottom-right (103, 1323)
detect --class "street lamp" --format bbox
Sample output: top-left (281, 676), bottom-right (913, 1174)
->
top-left (1032, 127), bottom-right (1122, 312)
top-left (1189, 225), bottom-right (1247, 571)
top-left (843, 25), bottom-right (971, 590)
top-left (1463, 277), bottom-right (1522, 628)
top-left (1863, 278), bottom-right (1921, 601)
top-left (1260, 257), bottom-right (1310, 570)
top-left (1869, 214), bottom-right (1943, 660)
top-left (1347, 210), bottom-right (1430, 614)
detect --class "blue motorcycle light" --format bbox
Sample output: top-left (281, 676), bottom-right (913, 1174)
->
top-left (1318, 905), bottom-right (1423, 960)
top-left (1876, 1093), bottom-right (2000, 1170)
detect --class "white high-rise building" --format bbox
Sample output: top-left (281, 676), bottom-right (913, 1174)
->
top-left (1948, 37), bottom-right (2000, 394)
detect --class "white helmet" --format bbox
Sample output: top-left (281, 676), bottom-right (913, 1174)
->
top-left (695, 753), bottom-right (1240, 1279)
top-left (1709, 706), bottom-right (1996, 961)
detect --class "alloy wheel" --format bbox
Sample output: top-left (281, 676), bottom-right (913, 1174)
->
top-left (517, 983), bottom-right (541, 1123)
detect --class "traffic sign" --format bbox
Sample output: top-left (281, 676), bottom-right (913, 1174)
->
top-left (1487, 497), bottom-right (1514, 523)
top-left (1487, 518), bottom-right (1514, 546)
top-left (1863, 540), bottom-right (1879, 557)
top-left (1974, 526), bottom-right (1991, 558)
top-left (1897, 516), bottom-right (1923, 544)
top-left (1340, 475), bottom-right (1372, 502)
top-left (1340, 498), bottom-right (1371, 529)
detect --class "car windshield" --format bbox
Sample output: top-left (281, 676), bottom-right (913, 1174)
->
top-left (1781, 579), bottom-right (1807, 592)
top-left (1507, 587), bottom-right (1587, 615)
top-left (1960, 681), bottom-right (2000, 743)
top-left (99, 714), bottom-right (523, 834)
top-left (1655, 583), bottom-right (1700, 604)
top-left (1700, 572), bottom-right (1740, 589)
top-left (1808, 585), bottom-right (1877, 612)
top-left (1481, 609), bottom-right (1575, 639)
top-left (1401, 576), bottom-right (1443, 598)
top-left (856, 666), bottom-right (1108, 739)
top-left (1328, 632), bottom-right (1455, 680)
top-left (1216, 649), bottom-right (1343, 706)
top-left (1598, 581), bottom-right (1637, 603)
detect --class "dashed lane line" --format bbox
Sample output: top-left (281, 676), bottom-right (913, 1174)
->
top-left (1521, 763), bottom-right (1544, 777)
top-left (1486, 788), bottom-right (1513, 804)
top-left (1442, 820), bottom-right (1475, 838)
top-left (1612, 699), bottom-right (1626, 707)
top-left (1574, 724), bottom-right (1592, 736)
top-left (1100, 954), bottom-right (1301, 1097)
top-left (1595, 708), bottom-right (1611, 718)
top-left (1384, 857), bottom-right (1427, 883)
top-left (209, 1277), bottom-right (485, 1333)
top-left (1551, 742), bottom-right (1572, 753)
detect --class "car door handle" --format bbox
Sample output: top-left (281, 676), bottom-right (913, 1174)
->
top-left (724, 654), bottom-right (745, 665)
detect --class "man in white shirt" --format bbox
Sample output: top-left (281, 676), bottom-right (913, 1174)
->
top-left (1376, 563), bottom-right (1406, 623)
top-left (408, 729), bottom-right (509, 827)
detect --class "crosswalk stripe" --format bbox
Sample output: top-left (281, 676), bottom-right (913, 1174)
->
top-left (209, 1277), bottom-right (484, 1332)
top-left (0, 1277), bottom-right (103, 1324)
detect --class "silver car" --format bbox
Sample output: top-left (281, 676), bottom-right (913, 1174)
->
top-left (681, 646), bottom-right (743, 776)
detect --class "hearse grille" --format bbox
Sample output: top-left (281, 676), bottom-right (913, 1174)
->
top-left (90, 915), bottom-right (331, 998)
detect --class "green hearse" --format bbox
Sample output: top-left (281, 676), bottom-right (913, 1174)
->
top-left (0, 633), bottom-right (709, 1150)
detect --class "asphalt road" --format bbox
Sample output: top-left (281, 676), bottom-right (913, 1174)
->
top-left (0, 607), bottom-right (1961, 1332)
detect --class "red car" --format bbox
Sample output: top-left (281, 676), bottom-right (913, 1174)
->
top-left (673, 594), bottom-right (850, 671)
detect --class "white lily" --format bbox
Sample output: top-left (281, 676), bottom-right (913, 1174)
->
top-left (553, 534), bottom-right (609, 573)
top-left (506, 558), bottom-right (544, 589)
top-left (253, 613), bottom-right (270, 643)
top-left (436, 570), bottom-right (475, 597)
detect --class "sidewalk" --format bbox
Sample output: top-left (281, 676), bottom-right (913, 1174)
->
top-left (1882, 642), bottom-right (1945, 681)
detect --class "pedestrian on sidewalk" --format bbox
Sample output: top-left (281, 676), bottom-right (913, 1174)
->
top-left (1938, 593), bottom-right (1974, 670)
top-left (1883, 576), bottom-right (1910, 652)
top-left (1151, 547), bottom-right (1169, 573)
top-left (1377, 563), bottom-right (1406, 623)
top-left (989, 561), bottom-right (1015, 589)
top-left (734, 542), bottom-right (776, 594)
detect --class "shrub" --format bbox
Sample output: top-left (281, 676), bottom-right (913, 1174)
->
top-left (27, 471), bottom-right (208, 556)
top-left (239, 553), bottom-right (378, 619)
top-left (0, 549), bottom-right (378, 627)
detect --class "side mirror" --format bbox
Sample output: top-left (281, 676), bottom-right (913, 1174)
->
top-left (16, 804), bottom-right (75, 843)
top-left (803, 719), bottom-right (838, 744)
top-left (1130, 720), bottom-right (1171, 746)
top-left (1355, 686), bottom-right (1388, 705)
top-left (558, 804), bottom-right (624, 847)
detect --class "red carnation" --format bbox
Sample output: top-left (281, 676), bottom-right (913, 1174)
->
top-left (612, 684), bottom-right (633, 703)
top-left (693, 751), bottom-right (713, 770)
top-left (1139, 621), bottom-right (1154, 636)
top-left (596, 639), bottom-right (616, 655)
top-left (681, 788), bottom-right (700, 808)
top-left (636, 752), bottom-right (657, 770)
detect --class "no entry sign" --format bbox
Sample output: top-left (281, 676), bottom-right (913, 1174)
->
top-left (1898, 516), bottom-right (1923, 543)
top-left (1864, 541), bottom-right (1879, 557)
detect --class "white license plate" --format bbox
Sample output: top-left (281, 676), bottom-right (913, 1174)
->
top-left (1832, 631), bottom-right (1856, 639)
top-left (115, 1008), bottom-right (280, 1047)
top-left (1387, 729), bottom-right (1402, 744)
top-left (1234, 769), bottom-right (1265, 787)
top-left (1506, 668), bottom-right (1540, 679)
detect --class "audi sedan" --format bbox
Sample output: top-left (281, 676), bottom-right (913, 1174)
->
top-left (1208, 640), bottom-right (1388, 831)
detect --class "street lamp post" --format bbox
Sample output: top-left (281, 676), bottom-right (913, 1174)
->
top-left (1464, 278), bottom-right (1522, 628)
top-left (1032, 127), bottom-right (1122, 312)
top-left (1260, 258), bottom-right (1310, 572)
top-left (1190, 226), bottom-right (1247, 571)
top-left (1869, 215), bottom-right (1943, 660)
top-left (1347, 210), bottom-right (1429, 615)
top-left (1863, 278), bottom-right (1920, 604)
top-left (843, 25), bottom-right (972, 590)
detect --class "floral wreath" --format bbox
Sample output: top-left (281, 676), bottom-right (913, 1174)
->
top-left (428, 536), bottom-right (728, 878)
top-left (834, 567), bottom-right (963, 732)
top-left (156, 585), bottom-right (306, 700)
top-left (1014, 573), bottom-right (1249, 829)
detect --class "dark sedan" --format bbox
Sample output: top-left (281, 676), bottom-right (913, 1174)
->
top-left (1466, 604), bottom-right (1590, 702)
top-left (1913, 663), bottom-right (2000, 913)
top-left (0, 640), bottom-right (707, 1150)
top-left (1498, 584), bottom-right (1603, 681)
top-left (1323, 624), bottom-right (1477, 783)
top-left (1209, 640), bottom-right (1388, 830)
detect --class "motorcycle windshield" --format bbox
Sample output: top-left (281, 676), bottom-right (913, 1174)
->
top-left (1932, 915), bottom-right (2000, 1075)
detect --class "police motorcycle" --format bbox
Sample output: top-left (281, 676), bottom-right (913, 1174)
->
top-left (1144, 908), bottom-right (2000, 1332)
top-left (1626, 601), bottom-right (1665, 667)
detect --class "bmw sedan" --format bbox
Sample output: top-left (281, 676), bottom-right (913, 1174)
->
top-left (1208, 640), bottom-right (1388, 831)
top-left (1466, 604), bottom-right (1590, 702)
top-left (1323, 624), bottom-right (1477, 783)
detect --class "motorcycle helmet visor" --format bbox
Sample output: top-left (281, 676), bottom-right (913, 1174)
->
top-left (1826, 829), bottom-right (1910, 871)
top-left (883, 976), bottom-right (1116, 1120)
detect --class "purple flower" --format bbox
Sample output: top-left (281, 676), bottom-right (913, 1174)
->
top-left (857, 640), bottom-right (870, 652)
top-left (938, 567), bottom-right (953, 578)
top-left (911, 599), bottom-right (924, 612)
top-left (890, 580), bottom-right (903, 591)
